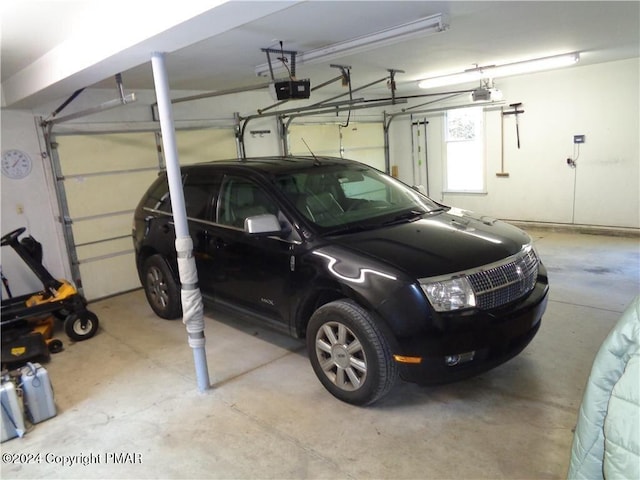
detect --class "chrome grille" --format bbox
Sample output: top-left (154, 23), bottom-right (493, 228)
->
top-left (467, 248), bottom-right (539, 310)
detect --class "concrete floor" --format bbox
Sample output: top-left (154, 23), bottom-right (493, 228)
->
top-left (2, 229), bottom-right (639, 479)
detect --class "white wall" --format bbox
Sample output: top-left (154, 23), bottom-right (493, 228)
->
top-left (390, 57), bottom-right (640, 228)
top-left (1, 57), bottom-right (638, 296)
top-left (0, 110), bottom-right (68, 296)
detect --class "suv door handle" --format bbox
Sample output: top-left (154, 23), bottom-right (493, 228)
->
top-left (162, 223), bottom-right (172, 234)
top-left (214, 238), bottom-right (228, 248)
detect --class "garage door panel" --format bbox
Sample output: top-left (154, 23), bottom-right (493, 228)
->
top-left (176, 128), bottom-right (237, 164)
top-left (78, 253), bottom-right (139, 301)
top-left (341, 123), bottom-right (383, 148)
top-left (55, 132), bottom-right (159, 300)
top-left (289, 125), bottom-right (340, 156)
top-left (289, 123), bottom-right (384, 169)
top-left (343, 148), bottom-right (385, 171)
top-left (71, 213), bottom-right (132, 246)
top-left (76, 237), bottom-right (132, 263)
top-left (64, 170), bottom-right (158, 219)
top-left (54, 127), bottom-right (233, 301)
top-left (57, 133), bottom-right (158, 175)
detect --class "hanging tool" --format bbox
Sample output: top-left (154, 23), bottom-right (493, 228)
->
top-left (502, 102), bottom-right (524, 148)
top-left (496, 106), bottom-right (509, 177)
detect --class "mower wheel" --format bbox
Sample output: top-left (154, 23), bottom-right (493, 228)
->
top-left (65, 311), bottom-right (99, 341)
top-left (48, 339), bottom-right (64, 353)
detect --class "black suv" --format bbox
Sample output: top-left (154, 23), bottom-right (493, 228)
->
top-left (133, 156), bottom-right (548, 405)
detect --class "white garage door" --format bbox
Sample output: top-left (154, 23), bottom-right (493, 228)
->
top-left (53, 127), bottom-right (236, 301)
top-left (289, 122), bottom-right (385, 170)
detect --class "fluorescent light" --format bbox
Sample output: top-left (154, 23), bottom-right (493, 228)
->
top-left (418, 52), bottom-right (580, 89)
top-left (256, 13), bottom-right (447, 77)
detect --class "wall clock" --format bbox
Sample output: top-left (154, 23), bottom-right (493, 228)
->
top-left (1, 149), bottom-right (32, 179)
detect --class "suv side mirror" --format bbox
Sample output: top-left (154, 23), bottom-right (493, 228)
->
top-left (244, 214), bottom-right (282, 236)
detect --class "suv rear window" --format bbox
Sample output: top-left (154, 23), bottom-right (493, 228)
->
top-left (143, 177), bottom-right (171, 213)
top-left (183, 173), bottom-right (222, 220)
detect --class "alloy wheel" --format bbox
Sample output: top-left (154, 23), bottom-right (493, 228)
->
top-left (314, 320), bottom-right (368, 391)
top-left (147, 265), bottom-right (170, 310)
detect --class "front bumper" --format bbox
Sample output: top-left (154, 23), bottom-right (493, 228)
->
top-left (395, 280), bottom-right (549, 385)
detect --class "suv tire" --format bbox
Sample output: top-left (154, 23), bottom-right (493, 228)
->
top-left (143, 255), bottom-right (181, 319)
top-left (306, 299), bottom-right (398, 406)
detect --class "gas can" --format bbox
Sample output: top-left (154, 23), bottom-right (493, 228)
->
top-left (1, 377), bottom-right (25, 442)
top-left (20, 363), bottom-right (56, 424)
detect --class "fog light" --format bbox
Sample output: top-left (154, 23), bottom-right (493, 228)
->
top-left (445, 355), bottom-right (460, 366)
top-left (444, 351), bottom-right (475, 367)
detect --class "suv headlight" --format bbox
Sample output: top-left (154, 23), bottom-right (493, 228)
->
top-left (420, 276), bottom-right (476, 312)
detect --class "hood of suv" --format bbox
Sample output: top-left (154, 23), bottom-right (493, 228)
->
top-left (329, 209), bottom-right (532, 279)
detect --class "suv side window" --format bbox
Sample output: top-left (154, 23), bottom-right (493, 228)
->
top-left (144, 177), bottom-right (171, 213)
top-left (183, 173), bottom-right (221, 221)
top-left (217, 175), bottom-right (278, 228)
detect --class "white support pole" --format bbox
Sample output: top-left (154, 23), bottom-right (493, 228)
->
top-left (151, 51), bottom-right (210, 392)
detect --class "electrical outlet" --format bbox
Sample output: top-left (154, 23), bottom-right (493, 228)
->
top-left (16, 204), bottom-right (24, 214)
top-left (574, 135), bottom-right (585, 144)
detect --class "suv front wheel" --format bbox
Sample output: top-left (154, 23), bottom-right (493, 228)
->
top-left (142, 255), bottom-right (181, 320)
top-left (306, 299), bottom-right (398, 406)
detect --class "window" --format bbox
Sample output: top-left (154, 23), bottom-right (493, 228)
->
top-left (217, 176), bottom-right (278, 228)
top-left (340, 173), bottom-right (387, 202)
top-left (445, 107), bottom-right (485, 192)
top-left (183, 174), bottom-right (221, 220)
top-left (274, 165), bottom-right (440, 228)
top-left (144, 178), bottom-right (172, 213)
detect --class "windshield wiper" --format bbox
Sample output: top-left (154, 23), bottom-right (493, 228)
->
top-left (382, 209), bottom-right (427, 226)
top-left (324, 208), bottom-right (444, 236)
top-left (323, 223), bottom-right (379, 236)
top-left (426, 207), bottom-right (447, 215)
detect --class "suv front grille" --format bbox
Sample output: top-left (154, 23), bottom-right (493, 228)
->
top-left (467, 248), bottom-right (539, 310)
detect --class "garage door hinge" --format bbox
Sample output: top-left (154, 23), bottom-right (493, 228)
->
top-left (58, 216), bottom-right (73, 225)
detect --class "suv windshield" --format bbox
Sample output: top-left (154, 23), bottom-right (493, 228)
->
top-left (274, 164), bottom-right (443, 231)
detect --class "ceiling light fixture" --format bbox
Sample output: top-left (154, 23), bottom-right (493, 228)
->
top-left (255, 13), bottom-right (447, 77)
top-left (417, 52), bottom-right (580, 89)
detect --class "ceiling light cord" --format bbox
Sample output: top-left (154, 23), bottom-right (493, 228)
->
top-left (340, 67), bottom-right (353, 128)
